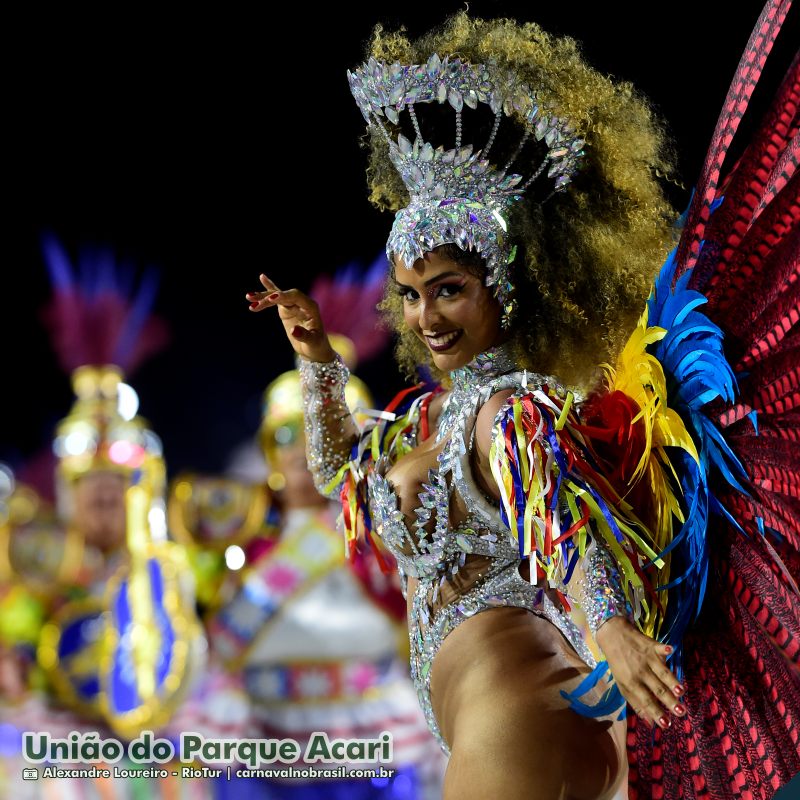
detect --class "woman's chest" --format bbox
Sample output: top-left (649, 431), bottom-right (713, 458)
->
top-left (384, 430), bottom-right (453, 521)
top-left (369, 389), bottom-right (498, 563)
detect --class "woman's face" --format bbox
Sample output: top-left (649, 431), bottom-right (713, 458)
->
top-left (395, 248), bottom-right (503, 372)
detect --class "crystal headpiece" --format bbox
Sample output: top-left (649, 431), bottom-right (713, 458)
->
top-left (348, 53), bottom-right (585, 323)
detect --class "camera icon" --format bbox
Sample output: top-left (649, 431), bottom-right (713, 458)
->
top-left (23, 768), bottom-right (38, 780)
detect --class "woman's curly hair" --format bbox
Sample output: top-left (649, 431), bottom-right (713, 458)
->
top-left (362, 13), bottom-right (677, 390)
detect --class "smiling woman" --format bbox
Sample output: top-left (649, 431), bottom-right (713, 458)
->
top-left (248, 6), bottom-right (800, 799)
top-left (395, 249), bottom-right (503, 371)
top-left (247, 12), bottom-right (672, 795)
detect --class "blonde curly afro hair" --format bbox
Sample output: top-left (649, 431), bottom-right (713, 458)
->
top-left (362, 12), bottom-right (677, 390)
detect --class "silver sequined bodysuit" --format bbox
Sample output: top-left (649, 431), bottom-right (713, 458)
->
top-left (300, 347), bottom-right (626, 753)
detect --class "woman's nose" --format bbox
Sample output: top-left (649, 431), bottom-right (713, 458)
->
top-left (418, 298), bottom-right (443, 331)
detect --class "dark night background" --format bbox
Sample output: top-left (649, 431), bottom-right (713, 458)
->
top-left (3, 1), bottom-right (798, 489)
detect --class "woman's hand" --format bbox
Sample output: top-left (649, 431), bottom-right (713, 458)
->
top-left (595, 616), bottom-right (686, 729)
top-left (246, 274), bottom-right (336, 363)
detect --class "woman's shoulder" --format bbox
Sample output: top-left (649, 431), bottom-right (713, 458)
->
top-left (474, 387), bottom-right (517, 462)
top-left (473, 373), bottom-right (575, 460)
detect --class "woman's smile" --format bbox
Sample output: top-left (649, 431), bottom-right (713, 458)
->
top-left (424, 330), bottom-right (464, 351)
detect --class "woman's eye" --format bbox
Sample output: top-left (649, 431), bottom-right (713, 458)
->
top-left (437, 284), bottom-right (463, 298)
top-left (398, 287), bottom-right (419, 302)
top-left (396, 283), bottom-right (462, 301)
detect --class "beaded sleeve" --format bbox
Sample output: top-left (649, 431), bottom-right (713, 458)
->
top-left (298, 355), bottom-right (359, 498)
top-left (578, 539), bottom-right (631, 635)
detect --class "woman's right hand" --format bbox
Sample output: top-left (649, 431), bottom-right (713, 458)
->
top-left (246, 274), bottom-right (336, 363)
top-left (596, 616), bottom-right (685, 729)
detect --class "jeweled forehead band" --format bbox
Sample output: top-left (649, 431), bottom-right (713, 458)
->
top-left (348, 53), bottom-right (585, 324)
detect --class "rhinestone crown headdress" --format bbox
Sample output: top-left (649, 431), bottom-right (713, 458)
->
top-left (348, 53), bottom-right (586, 323)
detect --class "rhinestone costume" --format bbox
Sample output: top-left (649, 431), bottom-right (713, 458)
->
top-left (301, 346), bottom-right (627, 752)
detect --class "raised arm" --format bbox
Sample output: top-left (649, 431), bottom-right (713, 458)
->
top-left (246, 274), bottom-right (358, 495)
top-left (297, 356), bottom-right (357, 494)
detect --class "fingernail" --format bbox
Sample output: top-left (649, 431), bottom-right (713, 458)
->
top-left (249, 302), bottom-right (259, 309)
top-left (658, 716), bottom-right (670, 728)
top-left (267, 293), bottom-right (280, 301)
top-left (674, 704), bottom-right (685, 715)
top-left (673, 685), bottom-right (684, 696)
top-left (664, 645), bottom-right (673, 654)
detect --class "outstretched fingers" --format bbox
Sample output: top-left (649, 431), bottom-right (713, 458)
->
top-left (246, 274), bottom-right (281, 312)
top-left (258, 273), bottom-right (279, 292)
top-left (649, 645), bottom-right (686, 720)
top-left (649, 647), bottom-right (684, 702)
top-left (247, 292), bottom-right (274, 311)
top-left (244, 275), bottom-right (334, 361)
top-left (246, 274), bottom-right (293, 312)
top-left (632, 644), bottom-right (686, 729)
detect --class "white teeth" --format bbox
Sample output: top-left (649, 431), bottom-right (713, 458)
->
top-left (426, 331), bottom-right (460, 347)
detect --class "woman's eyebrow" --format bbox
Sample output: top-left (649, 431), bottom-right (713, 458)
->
top-left (394, 271), bottom-right (464, 289)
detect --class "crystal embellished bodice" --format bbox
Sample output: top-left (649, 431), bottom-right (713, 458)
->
top-left (363, 346), bottom-right (597, 751)
top-left (367, 349), bottom-right (523, 587)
